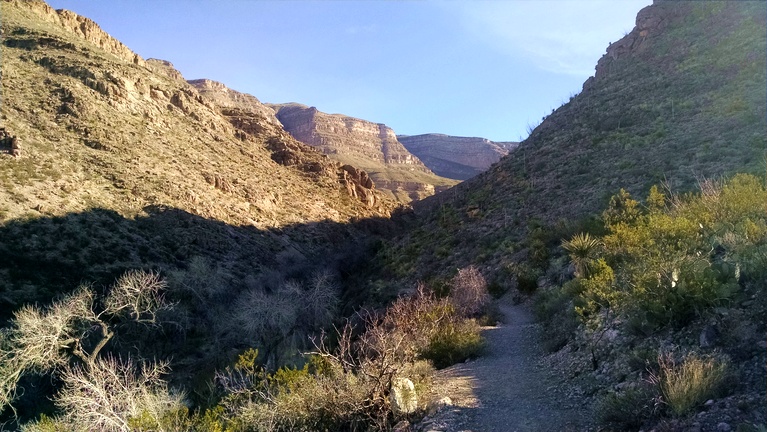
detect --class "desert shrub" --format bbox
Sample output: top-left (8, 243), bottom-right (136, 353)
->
top-left (234, 271), bottom-right (340, 368)
top-left (19, 414), bottom-right (71, 432)
top-left (214, 331), bottom-right (402, 431)
top-left (422, 319), bottom-right (484, 369)
top-left (596, 384), bottom-right (658, 430)
top-left (167, 256), bottom-right (229, 302)
top-left (379, 284), bottom-right (485, 369)
top-left (564, 174), bottom-right (766, 332)
top-left (2, 271), bottom-right (171, 417)
top-left (54, 356), bottom-right (185, 432)
top-left (449, 266), bottom-right (491, 318)
top-left (205, 280), bottom-right (488, 430)
top-left (514, 263), bottom-right (541, 293)
top-left (649, 352), bottom-right (730, 416)
top-left (20, 366), bottom-right (185, 432)
top-left (534, 283), bottom-right (580, 352)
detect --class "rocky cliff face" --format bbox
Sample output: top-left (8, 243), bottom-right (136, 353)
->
top-left (3, 0), bottom-right (144, 66)
top-left (269, 103), bottom-right (458, 202)
top-left (189, 78), bottom-right (280, 125)
top-left (0, 0), bottom-right (393, 224)
top-left (583, 2), bottom-right (671, 91)
top-left (270, 103), bottom-right (428, 168)
top-left (397, 134), bottom-right (518, 180)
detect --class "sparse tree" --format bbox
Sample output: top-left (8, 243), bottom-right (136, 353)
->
top-left (300, 271), bottom-right (340, 330)
top-left (236, 282), bottom-right (301, 368)
top-left (0, 270), bottom-right (175, 427)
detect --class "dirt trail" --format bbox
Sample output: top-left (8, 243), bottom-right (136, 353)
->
top-left (425, 297), bottom-right (591, 432)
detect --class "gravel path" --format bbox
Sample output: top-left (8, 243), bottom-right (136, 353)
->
top-left (422, 298), bottom-right (591, 432)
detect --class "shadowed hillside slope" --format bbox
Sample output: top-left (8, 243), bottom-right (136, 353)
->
top-left (390, 0), bottom-right (766, 284)
top-left (0, 0), bottom-right (402, 314)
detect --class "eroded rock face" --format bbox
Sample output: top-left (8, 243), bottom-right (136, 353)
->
top-left (340, 165), bottom-right (376, 207)
top-left (586, 2), bottom-right (670, 88)
top-left (270, 103), bottom-right (431, 170)
top-left (398, 134), bottom-right (518, 180)
top-left (189, 83), bottom-right (380, 207)
top-left (189, 79), bottom-right (280, 126)
top-left (7, 0), bottom-right (145, 66)
top-left (267, 103), bottom-right (459, 203)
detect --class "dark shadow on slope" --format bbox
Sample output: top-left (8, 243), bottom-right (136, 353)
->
top-left (0, 205), bottom-right (409, 423)
top-left (0, 206), bottom-right (407, 321)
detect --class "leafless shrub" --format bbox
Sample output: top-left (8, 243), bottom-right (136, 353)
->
top-left (300, 271), bottom-right (339, 330)
top-left (0, 271), bottom-right (171, 413)
top-left (235, 282), bottom-right (302, 367)
top-left (55, 355), bottom-right (184, 432)
top-left (104, 270), bottom-right (168, 323)
top-left (450, 266), bottom-right (490, 318)
top-left (167, 256), bottom-right (229, 302)
top-left (1, 288), bottom-right (96, 410)
top-left (366, 284), bottom-right (451, 363)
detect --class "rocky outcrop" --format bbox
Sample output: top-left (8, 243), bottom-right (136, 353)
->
top-left (190, 86), bottom-right (380, 207)
top-left (189, 79), bottom-right (280, 126)
top-left (269, 103), bottom-right (431, 170)
top-left (339, 165), bottom-right (376, 207)
top-left (0, 128), bottom-right (21, 157)
top-left (398, 134), bottom-right (518, 180)
top-left (3, 0), bottom-right (144, 66)
top-left (585, 2), bottom-right (670, 90)
top-left (147, 59), bottom-right (185, 82)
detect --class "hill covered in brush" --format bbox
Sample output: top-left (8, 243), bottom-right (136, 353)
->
top-left (392, 0), bottom-right (766, 284)
top-left (0, 2), bottom-right (406, 421)
top-left (376, 2), bottom-right (766, 430)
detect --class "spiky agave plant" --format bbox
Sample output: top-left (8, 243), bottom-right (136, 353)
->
top-left (562, 233), bottom-right (603, 278)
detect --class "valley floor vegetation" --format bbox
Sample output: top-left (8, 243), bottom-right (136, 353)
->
top-left (1, 264), bottom-right (492, 431)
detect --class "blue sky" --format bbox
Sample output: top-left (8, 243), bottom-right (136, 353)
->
top-left (46, 0), bottom-right (651, 142)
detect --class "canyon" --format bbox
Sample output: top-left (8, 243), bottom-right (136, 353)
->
top-left (269, 103), bottom-right (458, 202)
top-left (398, 134), bottom-right (518, 180)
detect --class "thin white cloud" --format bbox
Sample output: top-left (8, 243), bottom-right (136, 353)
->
top-left (444, 0), bottom-right (652, 77)
top-left (345, 24), bottom-right (378, 35)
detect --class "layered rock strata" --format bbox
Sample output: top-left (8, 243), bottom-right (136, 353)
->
top-left (398, 134), bottom-right (518, 180)
top-left (269, 103), bottom-right (458, 202)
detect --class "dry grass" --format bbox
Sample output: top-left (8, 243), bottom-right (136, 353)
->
top-left (651, 352), bottom-right (730, 416)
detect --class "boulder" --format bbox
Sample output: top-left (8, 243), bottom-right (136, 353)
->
top-left (390, 377), bottom-right (418, 416)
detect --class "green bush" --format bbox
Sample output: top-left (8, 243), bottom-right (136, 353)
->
top-left (534, 283), bottom-right (580, 352)
top-left (515, 263), bottom-right (541, 293)
top-left (423, 319), bottom-right (485, 369)
top-left (565, 174), bottom-right (766, 331)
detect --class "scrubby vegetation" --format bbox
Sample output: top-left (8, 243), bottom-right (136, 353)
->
top-left (539, 173), bottom-right (766, 429)
top-left (2, 0), bottom-right (765, 430)
top-left (1, 266), bottom-right (491, 431)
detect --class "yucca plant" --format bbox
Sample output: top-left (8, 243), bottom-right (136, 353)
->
top-left (562, 232), bottom-right (603, 278)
